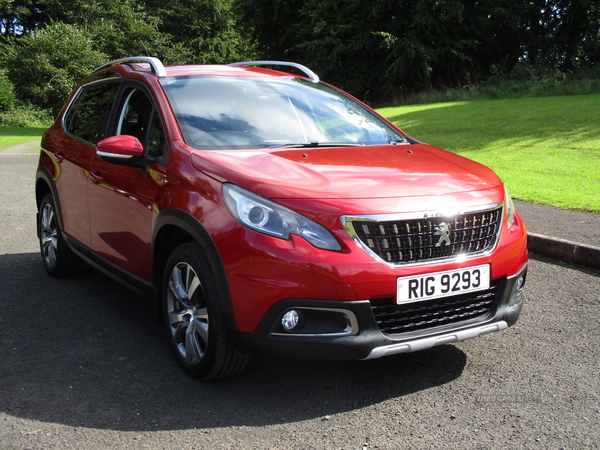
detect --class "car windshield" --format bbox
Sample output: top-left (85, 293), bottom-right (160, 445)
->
top-left (160, 76), bottom-right (406, 150)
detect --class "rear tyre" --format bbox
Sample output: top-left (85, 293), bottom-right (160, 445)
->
top-left (38, 194), bottom-right (85, 277)
top-left (162, 242), bottom-right (249, 380)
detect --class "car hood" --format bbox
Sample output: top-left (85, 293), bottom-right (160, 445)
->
top-left (190, 143), bottom-right (502, 200)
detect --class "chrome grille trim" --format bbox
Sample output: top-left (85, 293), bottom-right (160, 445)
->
top-left (342, 203), bottom-right (504, 267)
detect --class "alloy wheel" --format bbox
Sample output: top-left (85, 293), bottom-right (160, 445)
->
top-left (40, 202), bottom-right (58, 268)
top-left (166, 262), bottom-right (209, 364)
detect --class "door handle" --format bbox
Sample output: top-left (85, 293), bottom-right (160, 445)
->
top-left (90, 170), bottom-right (103, 184)
top-left (55, 151), bottom-right (65, 163)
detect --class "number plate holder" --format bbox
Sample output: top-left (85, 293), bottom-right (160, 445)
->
top-left (397, 264), bottom-right (490, 305)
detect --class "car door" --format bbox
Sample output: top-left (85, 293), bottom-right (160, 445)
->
top-left (56, 81), bottom-right (121, 247)
top-left (87, 85), bottom-right (167, 283)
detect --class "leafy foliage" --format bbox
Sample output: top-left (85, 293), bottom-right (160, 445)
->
top-left (0, 0), bottom-right (598, 116)
top-left (2, 23), bottom-right (106, 114)
top-left (0, 68), bottom-right (16, 111)
top-left (144, 0), bottom-right (251, 64)
top-left (0, 103), bottom-right (53, 126)
top-left (0, 0), bottom-right (253, 115)
top-left (236, 0), bottom-right (600, 104)
top-left (0, 0), bottom-right (46, 35)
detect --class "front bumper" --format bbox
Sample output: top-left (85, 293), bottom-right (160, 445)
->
top-left (233, 264), bottom-right (526, 360)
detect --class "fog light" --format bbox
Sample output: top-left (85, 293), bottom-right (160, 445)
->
top-left (516, 275), bottom-right (525, 291)
top-left (281, 310), bottom-right (300, 331)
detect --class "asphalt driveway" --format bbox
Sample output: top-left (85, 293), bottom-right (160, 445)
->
top-left (1, 150), bottom-right (599, 449)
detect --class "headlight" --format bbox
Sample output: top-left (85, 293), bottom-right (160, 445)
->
top-left (505, 186), bottom-right (516, 229)
top-left (223, 184), bottom-right (342, 251)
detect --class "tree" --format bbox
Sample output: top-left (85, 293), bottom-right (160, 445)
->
top-left (0, 0), bottom-right (46, 35)
top-left (0, 68), bottom-right (16, 111)
top-left (548, 0), bottom-right (600, 71)
top-left (3, 22), bottom-right (106, 113)
top-left (1, 0), bottom-right (253, 62)
top-left (236, 0), bottom-right (599, 103)
top-left (236, 0), bottom-right (502, 102)
top-left (0, 0), bottom-right (256, 113)
top-left (27, 0), bottom-right (175, 59)
top-left (146, 0), bottom-right (251, 63)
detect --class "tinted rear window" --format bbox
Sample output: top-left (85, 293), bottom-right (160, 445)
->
top-left (65, 83), bottom-right (119, 144)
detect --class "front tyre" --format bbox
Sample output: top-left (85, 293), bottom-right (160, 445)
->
top-left (162, 243), bottom-right (249, 380)
top-left (38, 194), bottom-right (85, 277)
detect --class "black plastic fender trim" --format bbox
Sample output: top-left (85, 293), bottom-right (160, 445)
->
top-left (35, 166), bottom-right (63, 237)
top-left (152, 208), bottom-right (236, 331)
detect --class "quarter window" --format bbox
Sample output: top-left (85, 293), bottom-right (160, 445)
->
top-left (117, 88), bottom-right (166, 158)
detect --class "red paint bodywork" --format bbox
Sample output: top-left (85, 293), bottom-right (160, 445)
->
top-left (38, 62), bottom-right (528, 338)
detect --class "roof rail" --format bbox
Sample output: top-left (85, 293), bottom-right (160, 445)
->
top-left (92, 56), bottom-right (167, 78)
top-left (229, 61), bottom-right (319, 83)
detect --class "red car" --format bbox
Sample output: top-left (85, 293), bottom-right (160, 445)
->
top-left (36, 57), bottom-right (528, 379)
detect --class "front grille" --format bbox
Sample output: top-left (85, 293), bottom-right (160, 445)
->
top-left (371, 283), bottom-right (499, 335)
top-left (346, 205), bottom-right (503, 265)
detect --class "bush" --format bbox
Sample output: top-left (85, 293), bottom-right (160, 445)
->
top-left (3, 23), bottom-right (106, 115)
top-left (1, 104), bottom-right (54, 127)
top-left (0, 69), bottom-right (16, 111)
top-left (379, 64), bottom-right (600, 107)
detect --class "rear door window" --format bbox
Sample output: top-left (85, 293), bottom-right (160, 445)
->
top-left (65, 83), bottom-right (119, 144)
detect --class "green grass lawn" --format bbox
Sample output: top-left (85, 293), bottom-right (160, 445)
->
top-left (0, 126), bottom-right (46, 149)
top-left (378, 95), bottom-right (600, 212)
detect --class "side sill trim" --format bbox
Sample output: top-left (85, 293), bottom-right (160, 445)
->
top-left (362, 321), bottom-right (508, 360)
top-left (63, 232), bottom-right (154, 298)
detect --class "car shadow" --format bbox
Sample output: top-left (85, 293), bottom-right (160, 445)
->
top-left (0, 252), bottom-right (467, 431)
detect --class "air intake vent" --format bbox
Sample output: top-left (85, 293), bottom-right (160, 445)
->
top-left (371, 283), bottom-right (499, 335)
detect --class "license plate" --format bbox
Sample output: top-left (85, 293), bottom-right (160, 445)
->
top-left (397, 264), bottom-right (490, 304)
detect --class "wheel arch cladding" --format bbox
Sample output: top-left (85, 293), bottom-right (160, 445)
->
top-left (152, 208), bottom-right (236, 330)
top-left (35, 167), bottom-right (63, 233)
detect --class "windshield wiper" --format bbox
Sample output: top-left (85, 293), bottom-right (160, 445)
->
top-left (267, 142), bottom-right (365, 149)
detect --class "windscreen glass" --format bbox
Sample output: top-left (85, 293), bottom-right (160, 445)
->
top-left (160, 76), bottom-right (406, 150)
